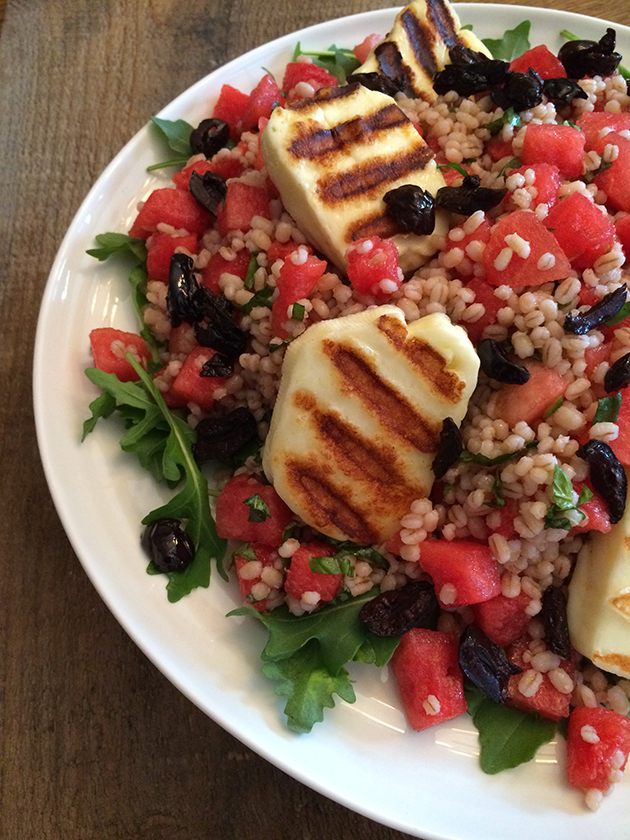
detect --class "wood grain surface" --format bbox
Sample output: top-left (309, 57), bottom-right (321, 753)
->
top-left (1, 1), bottom-right (629, 838)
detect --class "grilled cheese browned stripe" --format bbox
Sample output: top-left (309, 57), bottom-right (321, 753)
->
top-left (401, 8), bottom-right (439, 79)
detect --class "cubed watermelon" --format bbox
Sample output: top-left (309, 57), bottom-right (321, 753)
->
top-left (493, 361), bottom-right (567, 428)
top-left (544, 192), bottom-right (616, 271)
top-left (521, 124), bottom-right (585, 179)
top-left (509, 45), bottom-right (566, 79)
top-left (419, 540), bottom-right (501, 608)
top-left (146, 231), bottom-right (198, 282)
top-left (284, 542), bottom-right (343, 604)
top-left (89, 328), bottom-right (150, 382)
top-left (271, 251), bottom-right (327, 338)
top-left (129, 188), bottom-right (212, 239)
top-left (215, 473), bottom-right (293, 545)
top-left (567, 705), bottom-right (630, 791)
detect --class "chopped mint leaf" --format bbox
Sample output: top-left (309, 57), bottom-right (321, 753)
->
top-left (498, 156), bottom-right (521, 177)
top-left (544, 397), bottom-right (563, 418)
top-left (235, 285), bottom-right (274, 314)
top-left (584, 160), bottom-right (613, 183)
top-left (269, 337), bottom-right (295, 353)
top-left (487, 475), bottom-right (506, 508)
top-left (482, 20), bottom-right (531, 61)
top-left (243, 493), bottom-right (271, 523)
top-left (243, 251), bottom-right (259, 291)
top-left (545, 465), bottom-right (591, 530)
top-left (291, 302), bottom-right (305, 321)
top-left (292, 43), bottom-right (360, 84)
top-left (605, 300), bottom-right (630, 327)
top-left (593, 392), bottom-right (622, 424)
top-left (486, 106), bottom-right (521, 135)
top-left (234, 542), bottom-right (259, 563)
top-left (309, 554), bottom-right (354, 577)
top-left (460, 440), bottom-right (538, 467)
top-left (438, 161), bottom-right (469, 177)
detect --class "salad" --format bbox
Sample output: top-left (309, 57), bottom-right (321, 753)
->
top-left (83, 0), bottom-right (630, 812)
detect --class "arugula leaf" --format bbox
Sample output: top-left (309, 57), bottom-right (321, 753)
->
top-left (243, 493), bottom-right (271, 522)
top-left (561, 30), bottom-right (630, 80)
top-left (460, 440), bottom-right (537, 467)
top-left (86, 232), bottom-right (147, 263)
top-left (593, 392), bottom-right (622, 424)
top-left (485, 107), bottom-right (521, 135)
top-left (82, 390), bottom-right (117, 440)
top-left (353, 634), bottom-right (400, 666)
top-left (544, 396), bottom-right (563, 419)
top-left (147, 116), bottom-right (193, 171)
top-left (292, 43), bottom-right (360, 84)
top-left (482, 21), bottom-right (531, 61)
top-left (465, 685), bottom-right (558, 774)
top-left (605, 300), bottom-right (630, 327)
top-left (261, 640), bottom-right (356, 733)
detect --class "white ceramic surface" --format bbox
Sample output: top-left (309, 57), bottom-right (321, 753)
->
top-left (33, 6), bottom-right (630, 839)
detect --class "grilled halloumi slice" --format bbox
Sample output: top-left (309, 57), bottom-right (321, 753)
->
top-left (354, 0), bottom-right (492, 102)
top-left (262, 306), bottom-right (479, 545)
top-left (568, 481), bottom-right (630, 679)
top-left (261, 84), bottom-right (447, 274)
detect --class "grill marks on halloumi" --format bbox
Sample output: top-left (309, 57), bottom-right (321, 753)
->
top-left (262, 307), bottom-right (480, 544)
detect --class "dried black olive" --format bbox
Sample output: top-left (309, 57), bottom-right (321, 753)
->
top-left (189, 170), bottom-right (227, 215)
top-left (458, 624), bottom-right (522, 704)
top-left (190, 118), bottom-right (231, 158)
top-left (542, 77), bottom-right (588, 106)
top-left (577, 439), bottom-right (627, 524)
top-left (558, 29), bottom-right (622, 79)
top-left (347, 71), bottom-right (406, 97)
top-left (383, 184), bottom-right (436, 235)
top-left (194, 293), bottom-right (248, 359)
top-left (604, 351), bottom-right (630, 393)
top-left (432, 417), bottom-right (463, 479)
top-left (358, 581), bottom-right (440, 637)
top-left (449, 45), bottom-right (492, 66)
top-left (477, 339), bottom-right (530, 385)
top-left (492, 69), bottom-right (543, 112)
top-left (541, 585), bottom-right (572, 659)
top-left (167, 254), bottom-right (207, 327)
top-left (141, 518), bottom-right (195, 573)
top-left (563, 284), bottom-right (627, 335)
top-left (193, 407), bottom-right (258, 464)
top-left (436, 174), bottom-right (507, 216)
top-left (433, 58), bottom-right (509, 97)
top-left (200, 351), bottom-right (234, 378)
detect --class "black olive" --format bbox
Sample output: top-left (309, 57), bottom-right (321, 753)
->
top-left (193, 407), bottom-right (258, 464)
top-left (200, 351), bottom-right (234, 378)
top-left (542, 77), bottom-right (588, 106)
top-left (458, 624), bottom-right (522, 704)
top-left (492, 69), bottom-right (543, 112)
top-left (383, 184), bottom-right (436, 235)
top-left (347, 71), bottom-right (406, 97)
top-left (167, 254), bottom-right (207, 327)
top-left (188, 170), bottom-right (227, 215)
top-left (577, 439), bottom-right (627, 524)
top-left (436, 174), bottom-right (507, 216)
top-left (477, 339), bottom-right (531, 385)
top-left (358, 581), bottom-right (440, 637)
top-left (433, 51), bottom-right (509, 96)
top-left (432, 417), bottom-right (463, 479)
top-left (563, 284), bottom-right (627, 335)
top-left (194, 293), bottom-right (248, 360)
top-left (604, 352), bottom-right (630, 393)
top-left (190, 118), bottom-right (231, 158)
top-left (141, 518), bottom-right (195, 573)
top-left (558, 29), bottom-right (622, 79)
top-left (541, 585), bottom-right (572, 659)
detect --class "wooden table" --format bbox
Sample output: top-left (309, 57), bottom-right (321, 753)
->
top-left (2, 0), bottom-right (629, 837)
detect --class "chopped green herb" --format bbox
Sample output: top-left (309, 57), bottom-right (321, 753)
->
top-left (243, 251), bottom-right (259, 291)
top-left (482, 20), bottom-right (531, 61)
top-left (584, 160), bottom-right (613, 183)
top-left (593, 392), bottom-right (622, 424)
top-left (437, 161), bottom-right (469, 177)
top-left (545, 465), bottom-right (592, 530)
top-left (235, 285), bottom-right (274, 314)
top-left (269, 337), bottom-right (295, 353)
top-left (605, 300), bottom-right (630, 327)
top-left (460, 440), bottom-right (538, 467)
top-left (544, 397), bottom-right (563, 419)
top-left (234, 543), bottom-right (259, 563)
top-left (498, 156), bottom-right (522, 178)
top-left (281, 521), bottom-right (302, 542)
top-left (292, 42), bottom-right (360, 84)
top-left (309, 554), bottom-right (355, 577)
top-left (487, 475), bottom-right (507, 508)
top-left (243, 493), bottom-right (271, 523)
top-left (486, 107), bottom-right (521, 135)
top-left (320, 540), bottom-right (389, 570)
top-left (291, 302), bottom-right (305, 321)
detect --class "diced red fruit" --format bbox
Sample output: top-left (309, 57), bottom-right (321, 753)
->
top-left (215, 473), bottom-right (293, 545)
top-left (168, 346), bottom-right (229, 411)
top-left (392, 628), bottom-right (467, 731)
top-left (234, 544), bottom-right (279, 612)
top-left (576, 111), bottom-right (630, 150)
top-left (419, 540), bottom-right (501, 608)
top-left (506, 636), bottom-right (573, 721)
top-left (608, 392), bottom-right (630, 466)
top-left (212, 83), bottom-right (250, 140)
top-left (509, 45), bottom-right (566, 79)
top-left (216, 181), bottom-right (271, 236)
top-left (241, 74), bottom-right (286, 132)
top-left (545, 193), bottom-right (617, 271)
top-left (471, 591), bottom-right (531, 648)
top-left (172, 156), bottom-right (243, 189)
top-left (489, 497), bottom-right (518, 540)
top-left (383, 531), bottom-right (404, 555)
top-left (572, 480), bottom-right (612, 534)
top-left (486, 134), bottom-right (514, 162)
top-left (584, 340), bottom-right (612, 376)
top-left (567, 705), bottom-right (630, 791)
top-left (267, 239), bottom-right (312, 264)
top-left (284, 542), bottom-right (343, 604)
top-left (89, 328), bottom-right (150, 382)
top-left (593, 131), bottom-right (630, 213)
top-left (271, 252), bottom-right (327, 338)
top-left (353, 33), bottom-right (384, 64)
top-left (346, 236), bottom-right (402, 299)
top-left (483, 210), bottom-right (572, 288)
top-left (146, 231), bottom-right (198, 282)
top-left (167, 323), bottom-right (197, 355)
top-left (463, 276), bottom-right (503, 344)
top-left (521, 123), bottom-right (585, 179)
top-left (494, 361), bottom-right (568, 428)
top-left (200, 247), bottom-right (252, 294)
top-left (506, 163), bottom-right (561, 209)
top-left (615, 214), bottom-right (630, 256)
top-left (129, 188), bottom-right (213, 239)
top-left (282, 62), bottom-right (338, 96)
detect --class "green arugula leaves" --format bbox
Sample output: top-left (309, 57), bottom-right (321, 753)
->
top-left (147, 116), bottom-right (194, 171)
top-left (292, 42), bottom-right (360, 84)
top-left (482, 21), bottom-right (531, 61)
top-left (86, 232), bottom-right (147, 263)
top-left (230, 590), bottom-right (399, 732)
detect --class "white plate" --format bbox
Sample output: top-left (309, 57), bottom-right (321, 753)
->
top-left (34, 5), bottom-right (630, 838)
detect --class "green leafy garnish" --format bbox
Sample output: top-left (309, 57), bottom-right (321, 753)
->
top-left (229, 589), bottom-right (399, 732)
top-left (437, 161), bottom-right (469, 178)
top-left (605, 300), bottom-right (630, 327)
top-left (584, 160), bottom-right (613, 183)
top-left (460, 440), bottom-right (537, 467)
top-left (486, 107), bottom-right (521, 135)
top-left (244, 493), bottom-right (271, 523)
top-left (544, 396), bottom-right (563, 419)
top-left (594, 392), bottom-right (622, 424)
top-left (561, 30), bottom-right (630, 80)
top-left (243, 252), bottom-right (259, 291)
top-left (86, 232), bottom-right (147, 263)
top-left (487, 475), bottom-right (506, 508)
top-left (235, 286), bottom-right (274, 314)
top-left (309, 554), bottom-right (355, 577)
top-left (147, 116), bottom-right (194, 171)
top-left (482, 21), bottom-right (531, 61)
top-left (498, 156), bottom-right (521, 178)
top-left (320, 540), bottom-right (389, 570)
top-left (234, 543), bottom-right (259, 563)
top-left (465, 685), bottom-right (558, 774)
top-left (269, 337), bottom-right (295, 353)
top-left (292, 42), bottom-right (360, 84)
top-left (83, 358), bottom-right (227, 600)
top-left (291, 302), bottom-right (305, 321)
top-left (545, 465), bottom-right (593, 530)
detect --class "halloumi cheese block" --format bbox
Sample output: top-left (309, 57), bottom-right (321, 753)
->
top-left (262, 306), bottom-right (479, 545)
top-left (261, 84), bottom-right (447, 274)
top-left (568, 477), bottom-right (630, 679)
top-left (355, 0), bottom-right (492, 102)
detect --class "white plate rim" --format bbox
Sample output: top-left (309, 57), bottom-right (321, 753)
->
top-left (33, 5), bottom-right (630, 839)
